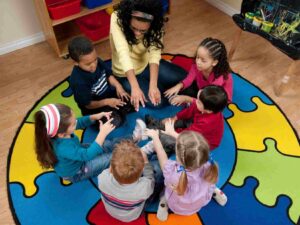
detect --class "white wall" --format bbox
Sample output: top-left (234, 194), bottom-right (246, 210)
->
top-left (205, 0), bottom-right (242, 16)
top-left (0, 0), bottom-right (242, 55)
top-left (0, 0), bottom-right (44, 55)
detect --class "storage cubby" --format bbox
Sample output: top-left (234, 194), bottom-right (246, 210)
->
top-left (34, 0), bottom-right (120, 57)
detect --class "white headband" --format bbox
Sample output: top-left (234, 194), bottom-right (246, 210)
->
top-left (40, 104), bottom-right (60, 137)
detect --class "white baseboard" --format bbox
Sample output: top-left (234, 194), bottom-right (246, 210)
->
top-left (0, 32), bottom-right (45, 55)
top-left (205, 0), bottom-right (240, 16)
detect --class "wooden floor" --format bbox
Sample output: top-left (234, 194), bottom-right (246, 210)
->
top-left (0, 0), bottom-right (299, 224)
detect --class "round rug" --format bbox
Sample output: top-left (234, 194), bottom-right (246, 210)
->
top-left (7, 54), bottom-right (300, 225)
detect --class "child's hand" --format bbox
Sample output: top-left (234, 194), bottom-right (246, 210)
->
top-left (116, 86), bottom-right (130, 101)
top-left (96, 118), bottom-right (116, 146)
top-left (107, 98), bottom-right (126, 110)
top-left (162, 118), bottom-right (178, 138)
top-left (144, 128), bottom-right (159, 140)
top-left (169, 95), bottom-right (188, 106)
top-left (99, 118), bottom-right (115, 136)
top-left (91, 111), bottom-right (111, 121)
top-left (164, 83), bottom-right (182, 98)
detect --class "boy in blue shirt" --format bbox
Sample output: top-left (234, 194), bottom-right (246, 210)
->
top-left (68, 36), bottom-right (134, 127)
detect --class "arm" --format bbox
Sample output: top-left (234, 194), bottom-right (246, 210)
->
top-left (169, 94), bottom-right (194, 106)
top-left (145, 129), bottom-right (168, 170)
top-left (176, 100), bottom-right (196, 120)
top-left (108, 75), bottom-right (130, 101)
top-left (181, 64), bottom-right (198, 89)
top-left (148, 63), bottom-right (161, 106)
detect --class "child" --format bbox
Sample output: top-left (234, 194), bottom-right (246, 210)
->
top-left (145, 129), bottom-right (218, 221)
top-left (68, 36), bottom-right (134, 127)
top-left (98, 140), bottom-right (155, 222)
top-left (146, 85), bottom-right (228, 150)
top-left (164, 37), bottom-right (233, 105)
top-left (34, 103), bottom-right (115, 182)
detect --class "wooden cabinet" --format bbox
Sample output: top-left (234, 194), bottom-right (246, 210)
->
top-left (33, 0), bottom-right (120, 57)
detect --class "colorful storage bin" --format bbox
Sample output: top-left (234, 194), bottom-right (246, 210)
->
top-left (76, 10), bottom-right (111, 41)
top-left (82, 0), bottom-right (112, 9)
top-left (46, 0), bottom-right (81, 20)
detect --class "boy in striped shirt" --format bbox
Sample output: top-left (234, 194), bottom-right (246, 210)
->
top-left (68, 36), bottom-right (134, 127)
top-left (98, 139), bottom-right (155, 222)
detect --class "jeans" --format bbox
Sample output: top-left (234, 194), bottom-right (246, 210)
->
top-left (65, 140), bottom-right (117, 183)
top-left (115, 59), bottom-right (187, 108)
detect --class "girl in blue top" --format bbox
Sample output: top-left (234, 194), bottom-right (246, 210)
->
top-left (34, 103), bottom-right (115, 182)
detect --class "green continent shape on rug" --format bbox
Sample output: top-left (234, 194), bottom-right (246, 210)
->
top-left (26, 81), bottom-right (81, 123)
top-left (227, 97), bottom-right (300, 156)
top-left (230, 138), bottom-right (300, 223)
top-left (9, 122), bottom-right (83, 196)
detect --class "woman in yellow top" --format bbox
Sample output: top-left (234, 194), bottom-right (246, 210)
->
top-left (111, 0), bottom-right (187, 111)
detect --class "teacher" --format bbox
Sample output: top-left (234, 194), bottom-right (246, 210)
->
top-left (110, 0), bottom-right (187, 111)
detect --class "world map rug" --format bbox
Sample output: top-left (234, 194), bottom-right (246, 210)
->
top-left (7, 54), bottom-right (300, 225)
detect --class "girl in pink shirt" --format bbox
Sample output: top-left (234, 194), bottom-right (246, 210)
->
top-left (164, 37), bottom-right (233, 105)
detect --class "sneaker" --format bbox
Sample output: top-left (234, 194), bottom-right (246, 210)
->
top-left (157, 197), bottom-right (168, 221)
top-left (133, 119), bottom-right (147, 141)
top-left (141, 141), bottom-right (154, 155)
top-left (213, 187), bottom-right (227, 206)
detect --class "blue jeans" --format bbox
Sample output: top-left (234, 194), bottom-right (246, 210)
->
top-left (115, 59), bottom-right (187, 108)
top-left (66, 140), bottom-right (116, 183)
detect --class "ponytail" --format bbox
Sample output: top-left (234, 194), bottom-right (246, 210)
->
top-left (176, 169), bottom-right (188, 196)
top-left (204, 162), bottom-right (219, 184)
top-left (34, 111), bottom-right (57, 169)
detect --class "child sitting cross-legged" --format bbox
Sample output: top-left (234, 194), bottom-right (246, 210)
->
top-left (145, 129), bottom-right (218, 221)
top-left (68, 36), bottom-right (134, 127)
top-left (98, 140), bottom-right (155, 222)
top-left (34, 103), bottom-right (115, 183)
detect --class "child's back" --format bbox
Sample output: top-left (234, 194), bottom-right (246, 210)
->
top-left (98, 140), bottom-right (154, 222)
top-left (163, 160), bottom-right (215, 215)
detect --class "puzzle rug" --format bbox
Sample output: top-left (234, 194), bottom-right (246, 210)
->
top-left (7, 54), bottom-right (300, 225)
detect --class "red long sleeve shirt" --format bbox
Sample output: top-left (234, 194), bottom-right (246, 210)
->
top-left (176, 100), bottom-right (224, 150)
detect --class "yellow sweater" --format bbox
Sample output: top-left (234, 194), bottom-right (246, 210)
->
top-left (110, 12), bottom-right (162, 77)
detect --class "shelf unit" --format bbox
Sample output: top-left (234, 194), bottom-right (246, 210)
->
top-left (33, 0), bottom-right (120, 57)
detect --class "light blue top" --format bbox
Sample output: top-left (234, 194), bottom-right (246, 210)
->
top-left (52, 116), bottom-right (103, 177)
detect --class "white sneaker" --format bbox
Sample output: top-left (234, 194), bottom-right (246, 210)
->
top-left (141, 141), bottom-right (154, 155)
top-left (133, 119), bottom-right (147, 141)
top-left (213, 187), bottom-right (227, 206)
top-left (157, 196), bottom-right (168, 221)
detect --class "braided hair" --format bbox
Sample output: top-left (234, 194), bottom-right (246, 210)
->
top-left (114, 0), bottom-right (165, 49)
top-left (175, 131), bottom-right (218, 195)
top-left (199, 37), bottom-right (231, 79)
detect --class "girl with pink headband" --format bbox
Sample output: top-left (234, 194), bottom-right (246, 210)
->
top-left (34, 103), bottom-right (115, 182)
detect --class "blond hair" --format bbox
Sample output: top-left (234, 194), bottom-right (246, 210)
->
top-left (110, 140), bottom-right (144, 184)
top-left (175, 131), bottom-right (219, 195)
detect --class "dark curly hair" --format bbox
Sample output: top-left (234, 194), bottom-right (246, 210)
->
top-left (198, 37), bottom-right (231, 79)
top-left (114, 0), bottom-right (165, 49)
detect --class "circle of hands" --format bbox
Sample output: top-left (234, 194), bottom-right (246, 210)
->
top-left (144, 118), bottom-right (178, 152)
top-left (164, 83), bottom-right (187, 106)
top-left (111, 82), bottom-right (189, 111)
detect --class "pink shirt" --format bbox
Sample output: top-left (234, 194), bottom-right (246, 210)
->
top-left (176, 99), bottom-right (224, 150)
top-left (163, 160), bottom-right (215, 215)
top-left (181, 64), bottom-right (233, 102)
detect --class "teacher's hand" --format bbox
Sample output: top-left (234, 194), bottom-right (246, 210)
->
top-left (131, 87), bottom-right (146, 111)
top-left (149, 86), bottom-right (161, 106)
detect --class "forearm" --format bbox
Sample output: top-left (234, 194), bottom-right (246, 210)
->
top-left (108, 75), bottom-right (122, 89)
top-left (125, 69), bottom-right (140, 89)
top-left (152, 136), bottom-right (168, 169)
top-left (86, 99), bottom-right (109, 109)
top-left (149, 63), bottom-right (159, 88)
top-left (184, 95), bottom-right (194, 103)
